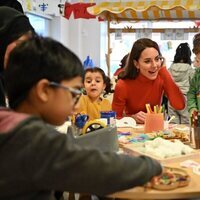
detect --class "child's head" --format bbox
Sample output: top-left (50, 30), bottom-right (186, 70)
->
top-left (193, 33), bottom-right (200, 67)
top-left (193, 56), bottom-right (200, 68)
top-left (83, 67), bottom-right (113, 100)
top-left (193, 33), bottom-right (200, 54)
top-left (5, 36), bottom-right (84, 125)
top-left (173, 43), bottom-right (192, 65)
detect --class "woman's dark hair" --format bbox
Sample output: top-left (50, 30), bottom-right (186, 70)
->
top-left (119, 53), bottom-right (129, 68)
top-left (173, 43), bottom-right (192, 65)
top-left (120, 38), bottom-right (162, 80)
top-left (5, 35), bottom-right (84, 109)
top-left (83, 67), bottom-right (113, 97)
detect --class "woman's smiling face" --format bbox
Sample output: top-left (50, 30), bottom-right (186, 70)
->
top-left (134, 47), bottom-right (162, 80)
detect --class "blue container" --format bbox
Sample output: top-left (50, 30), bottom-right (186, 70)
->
top-left (100, 111), bottom-right (116, 127)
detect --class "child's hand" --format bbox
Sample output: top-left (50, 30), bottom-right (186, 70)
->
top-left (132, 111), bottom-right (147, 124)
top-left (190, 109), bottom-right (198, 116)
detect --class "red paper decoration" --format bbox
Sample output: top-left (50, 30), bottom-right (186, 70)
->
top-left (64, 2), bottom-right (96, 19)
top-left (195, 21), bottom-right (200, 27)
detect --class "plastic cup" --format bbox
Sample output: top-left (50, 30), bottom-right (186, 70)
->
top-left (100, 111), bottom-right (116, 127)
top-left (190, 127), bottom-right (200, 149)
top-left (144, 113), bottom-right (164, 133)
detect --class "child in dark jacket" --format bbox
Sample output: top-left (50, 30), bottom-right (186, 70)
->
top-left (0, 36), bottom-right (162, 200)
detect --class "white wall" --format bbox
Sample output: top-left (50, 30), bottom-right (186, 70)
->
top-left (50, 16), bottom-right (101, 67)
top-left (50, 16), bottom-right (70, 46)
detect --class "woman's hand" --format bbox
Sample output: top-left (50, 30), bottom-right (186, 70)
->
top-left (159, 56), bottom-right (166, 68)
top-left (132, 111), bottom-right (147, 124)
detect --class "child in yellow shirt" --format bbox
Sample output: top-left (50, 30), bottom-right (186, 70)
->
top-left (77, 67), bottom-right (113, 120)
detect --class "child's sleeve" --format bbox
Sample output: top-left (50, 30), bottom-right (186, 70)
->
top-left (187, 74), bottom-right (199, 114)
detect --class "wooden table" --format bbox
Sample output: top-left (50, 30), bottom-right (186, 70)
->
top-left (110, 126), bottom-right (200, 200)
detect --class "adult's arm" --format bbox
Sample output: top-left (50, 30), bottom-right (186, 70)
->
top-left (21, 119), bottom-right (162, 196)
top-left (159, 67), bottom-right (185, 110)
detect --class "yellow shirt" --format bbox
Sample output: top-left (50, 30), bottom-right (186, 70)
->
top-left (77, 95), bottom-right (111, 120)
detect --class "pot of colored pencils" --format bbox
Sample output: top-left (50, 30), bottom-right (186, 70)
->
top-left (144, 104), bottom-right (164, 133)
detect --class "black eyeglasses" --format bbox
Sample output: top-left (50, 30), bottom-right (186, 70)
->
top-left (49, 81), bottom-right (82, 105)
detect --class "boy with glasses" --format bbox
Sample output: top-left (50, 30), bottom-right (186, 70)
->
top-left (0, 36), bottom-right (162, 200)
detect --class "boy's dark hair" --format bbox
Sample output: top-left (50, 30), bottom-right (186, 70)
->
top-left (84, 67), bottom-right (114, 97)
top-left (173, 43), bottom-right (192, 65)
top-left (5, 35), bottom-right (84, 109)
top-left (120, 38), bottom-right (162, 80)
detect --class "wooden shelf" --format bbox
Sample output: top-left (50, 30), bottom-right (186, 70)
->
top-left (109, 28), bottom-right (200, 33)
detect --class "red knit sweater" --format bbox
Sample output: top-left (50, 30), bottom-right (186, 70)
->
top-left (112, 67), bottom-right (185, 118)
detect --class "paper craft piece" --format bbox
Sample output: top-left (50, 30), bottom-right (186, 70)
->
top-left (175, 29), bottom-right (188, 40)
top-left (162, 29), bottom-right (174, 40)
top-left (180, 159), bottom-right (200, 168)
top-left (193, 165), bottom-right (200, 175)
top-left (136, 29), bottom-right (152, 39)
top-left (116, 117), bottom-right (136, 128)
top-left (56, 121), bottom-right (71, 134)
top-left (115, 29), bottom-right (122, 40)
top-left (151, 167), bottom-right (190, 190)
top-left (64, 2), bottom-right (96, 19)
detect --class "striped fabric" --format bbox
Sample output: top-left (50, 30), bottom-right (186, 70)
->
top-left (87, 0), bottom-right (200, 20)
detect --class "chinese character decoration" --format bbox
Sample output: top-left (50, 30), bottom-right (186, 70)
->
top-left (39, 2), bottom-right (48, 12)
top-left (58, 3), bottom-right (65, 15)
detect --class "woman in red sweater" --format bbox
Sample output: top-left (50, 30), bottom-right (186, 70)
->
top-left (112, 38), bottom-right (185, 124)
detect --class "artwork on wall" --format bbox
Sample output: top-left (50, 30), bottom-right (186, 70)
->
top-left (115, 29), bottom-right (122, 40)
top-left (38, 1), bottom-right (48, 12)
top-left (162, 29), bottom-right (174, 40)
top-left (175, 29), bottom-right (188, 40)
top-left (19, 0), bottom-right (66, 16)
top-left (136, 29), bottom-right (152, 39)
top-left (161, 29), bottom-right (188, 40)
